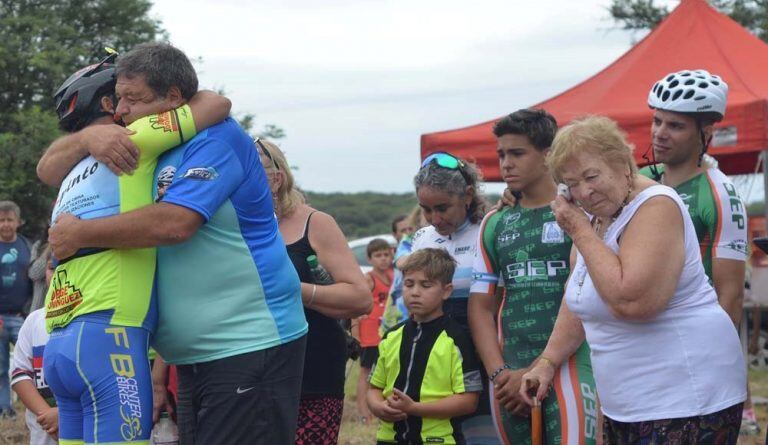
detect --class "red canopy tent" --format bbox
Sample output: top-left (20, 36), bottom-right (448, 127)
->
top-left (420, 0), bottom-right (768, 181)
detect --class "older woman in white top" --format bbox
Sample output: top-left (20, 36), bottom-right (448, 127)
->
top-left (519, 116), bottom-right (745, 444)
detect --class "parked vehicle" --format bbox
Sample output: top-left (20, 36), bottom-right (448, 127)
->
top-left (347, 234), bottom-right (397, 274)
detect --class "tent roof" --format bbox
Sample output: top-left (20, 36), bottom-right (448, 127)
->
top-left (421, 0), bottom-right (768, 180)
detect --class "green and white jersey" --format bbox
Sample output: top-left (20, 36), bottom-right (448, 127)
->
top-left (640, 166), bottom-right (748, 279)
top-left (471, 205), bottom-right (597, 445)
top-left (471, 205), bottom-right (571, 367)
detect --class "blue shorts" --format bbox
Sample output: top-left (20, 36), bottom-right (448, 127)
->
top-left (43, 315), bottom-right (152, 444)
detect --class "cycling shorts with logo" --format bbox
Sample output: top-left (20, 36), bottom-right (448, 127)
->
top-left (43, 313), bottom-right (152, 445)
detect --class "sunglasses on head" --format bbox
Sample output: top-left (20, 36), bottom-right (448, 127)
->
top-left (255, 138), bottom-right (280, 171)
top-left (421, 151), bottom-right (471, 185)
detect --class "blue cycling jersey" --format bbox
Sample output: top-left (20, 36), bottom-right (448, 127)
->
top-left (151, 118), bottom-right (307, 364)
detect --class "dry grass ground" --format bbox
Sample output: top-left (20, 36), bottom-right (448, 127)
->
top-left (2, 366), bottom-right (767, 444)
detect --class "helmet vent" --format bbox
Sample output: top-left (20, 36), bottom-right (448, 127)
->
top-left (656, 87), bottom-right (664, 98)
top-left (694, 95), bottom-right (706, 101)
top-left (711, 80), bottom-right (720, 86)
top-left (684, 79), bottom-right (696, 86)
top-left (669, 80), bottom-right (679, 88)
top-left (662, 90), bottom-right (671, 101)
top-left (699, 82), bottom-right (709, 88)
top-left (683, 90), bottom-right (695, 100)
top-left (672, 90), bottom-right (683, 101)
top-left (666, 74), bottom-right (676, 82)
top-left (653, 83), bottom-right (659, 93)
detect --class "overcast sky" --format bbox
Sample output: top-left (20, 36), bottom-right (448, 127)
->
top-left (149, 0), bottom-right (692, 196)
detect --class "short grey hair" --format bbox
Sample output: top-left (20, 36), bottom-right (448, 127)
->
top-left (0, 201), bottom-right (21, 219)
top-left (117, 42), bottom-right (198, 100)
top-left (413, 160), bottom-right (488, 224)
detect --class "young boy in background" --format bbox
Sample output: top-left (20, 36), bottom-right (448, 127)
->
top-left (11, 254), bottom-right (57, 445)
top-left (354, 238), bottom-right (394, 423)
top-left (368, 248), bottom-right (481, 445)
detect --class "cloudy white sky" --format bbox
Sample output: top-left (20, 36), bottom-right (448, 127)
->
top-left (149, 0), bottom-right (693, 195)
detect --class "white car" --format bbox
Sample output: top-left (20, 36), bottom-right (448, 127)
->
top-left (347, 234), bottom-right (397, 274)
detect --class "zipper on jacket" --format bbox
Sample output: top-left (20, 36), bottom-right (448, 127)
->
top-left (399, 322), bottom-right (423, 442)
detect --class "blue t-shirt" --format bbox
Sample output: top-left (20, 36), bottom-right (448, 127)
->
top-left (0, 236), bottom-right (31, 313)
top-left (152, 118), bottom-right (307, 364)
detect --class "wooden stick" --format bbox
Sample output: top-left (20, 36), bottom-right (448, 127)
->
top-left (531, 398), bottom-right (542, 445)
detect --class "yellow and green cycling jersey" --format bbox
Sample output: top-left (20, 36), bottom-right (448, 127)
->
top-left (45, 105), bottom-right (197, 333)
top-left (369, 315), bottom-right (482, 444)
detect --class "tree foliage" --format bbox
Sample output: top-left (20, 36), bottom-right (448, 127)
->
top-left (0, 0), bottom-right (164, 238)
top-left (608, 0), bottom-right (768, 41)
top-left (304, 192), bottom-right (417, 239)
top-left (237, 113), bottom-right (286, 141)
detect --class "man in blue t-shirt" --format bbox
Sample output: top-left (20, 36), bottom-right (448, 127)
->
top-left (48, 43), bottom-right (308, 444)
top-left (0, 200), bottom-right (32, 419)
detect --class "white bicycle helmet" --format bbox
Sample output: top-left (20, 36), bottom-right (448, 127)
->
top-left (648, 69), bottom-right (728, 120)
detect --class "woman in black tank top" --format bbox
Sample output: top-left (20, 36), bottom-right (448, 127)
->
top-left (258, 139), bottom-right (371, 444)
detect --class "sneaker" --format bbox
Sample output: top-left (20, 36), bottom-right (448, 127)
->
top-left (0, 408), bottom-right (16, 420)
top-left (740, 418), bottom-right (761, 436)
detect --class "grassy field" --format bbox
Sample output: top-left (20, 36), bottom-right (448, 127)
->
top-left (2, 366), bottom-right (767, 444)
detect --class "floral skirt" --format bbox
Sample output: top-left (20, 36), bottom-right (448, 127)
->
top-left (603, 403), bottom-right (743, 445)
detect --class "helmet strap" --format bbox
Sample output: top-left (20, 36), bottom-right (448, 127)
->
top-left (696, 119), bottom-right (712, 168)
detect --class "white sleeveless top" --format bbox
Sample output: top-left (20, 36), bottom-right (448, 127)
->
top-left (565, 185), bottom-right (746, 422)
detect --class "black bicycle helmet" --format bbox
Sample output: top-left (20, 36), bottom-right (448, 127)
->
top-left (54, 52), bottom-right (118, 132)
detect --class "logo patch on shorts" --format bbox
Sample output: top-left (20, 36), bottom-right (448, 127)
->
top-left (183, 167), bottom-right (219, 180)
top-left (541, 221), bottom-right (565, 244)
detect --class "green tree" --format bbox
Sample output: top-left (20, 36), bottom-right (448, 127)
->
top-left (237, 113), bottom-right (286, 141)
top-left (0, 0), bottom-right (164, 238)
top-left (608, 0), bottom-right (768, 41)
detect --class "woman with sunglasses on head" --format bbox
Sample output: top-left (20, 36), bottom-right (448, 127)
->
top-left (397, 152), bottom-right (497, 444)
top-left (257, 140), bottom-right (371, 445)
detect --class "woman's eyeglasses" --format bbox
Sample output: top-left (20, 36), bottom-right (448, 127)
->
top-left (255, 138), bottom-right (280, 171)
top-left (421, 151), bottom-right (471, 185)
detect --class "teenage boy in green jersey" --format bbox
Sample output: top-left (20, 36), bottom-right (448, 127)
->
top-left (469, 109), bottom-right (597, 445)
top-left (642, 68), bottom-right (750, 431)
top-left (368, 248), bottom-right (481, 445)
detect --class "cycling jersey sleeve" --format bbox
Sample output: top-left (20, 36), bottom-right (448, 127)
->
top-left (706, 170), bottom-right (748, 261)
top-left (408, 227), bottom-right (428, 253)
top-left (470, 210), bottom-right (501, 295)
top-left (10, 313), bottom-right (36, 386)
top-left (128, 104), bottom-right (197, 160)
top-left (159, 137), bottom-right (244, 222)
top-left (368, 334), bottom-right (390, 390)
top-left (448, 325), bottom-right (482, 394)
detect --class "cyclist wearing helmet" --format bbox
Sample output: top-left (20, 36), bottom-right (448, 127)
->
top-left (37, 52), bottom-right (230, 445)
top-left (642, 70), bottom-right (753, 434)
top-left (642, 69), bottom-right (747, 325)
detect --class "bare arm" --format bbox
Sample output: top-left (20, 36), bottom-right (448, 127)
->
top-left (49, 203), bottom-right (203, 259)
top-left (556, 195), bottom-right (684, 321)
top-left (37, 90), bottom-right (231, 186)
top-left (712, 258), bottom-right (746, 326)
top-left (151, 354), bottom-right (174, 423)
top-left (469, 288), bottom-right (532, 415)
top-left (468, 290), bottom-right (504, 375)
top-left (304, 212), bottom-right (372, 319)
top-left (38, 124), bottom-right (138, 186)
top-left (12, 380), bottom-right (50, 415)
